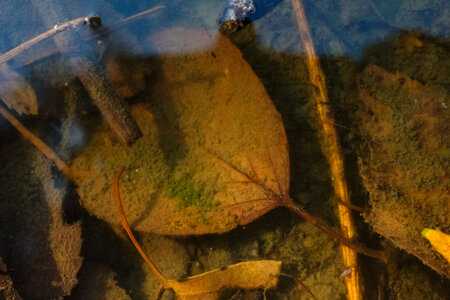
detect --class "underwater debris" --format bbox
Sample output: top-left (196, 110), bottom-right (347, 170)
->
top-left (69, 27), bottom-right (385, 261)
top-left (30, 0), bottom-right (142, 146)
top-left (68, 263), bottom-right (131, 300)
top-left (0, 143), bottom-right (82, 299)
top-left (88, 15), bottom-right (102, 29)
top-left (0, 26), bottom-right (385, 261)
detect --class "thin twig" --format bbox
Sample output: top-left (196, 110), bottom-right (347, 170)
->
top-left (0, 104), bottom-right (73, 180)
top-left (1, 6), bottom-right (165, 68)
top-left (279, 272), bottom-right (317, 300)
top-left (0, 17), bottom-right (87, 66)
top-left (336, 198), bottom-right (368, 213)
top-left (96, 5), bottom-right (165, 36)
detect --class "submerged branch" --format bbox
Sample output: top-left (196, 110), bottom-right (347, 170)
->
top-left (70, 56), bottom-right (142, 145)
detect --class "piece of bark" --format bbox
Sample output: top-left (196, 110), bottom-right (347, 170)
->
top-left (31, 0), bottom-right (142, 145)
top-left (70, 56), bottom-right (142, 145)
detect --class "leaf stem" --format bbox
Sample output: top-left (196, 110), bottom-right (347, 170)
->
top-left (283, 198), bottom-right (388, 262)
top-left (113, 167), bottom-right (169, 287)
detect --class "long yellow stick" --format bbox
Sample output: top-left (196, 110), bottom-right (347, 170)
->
top-left (290, 1), bottom-right (362, 299)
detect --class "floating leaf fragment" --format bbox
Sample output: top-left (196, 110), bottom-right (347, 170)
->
top-left (0, 63), bottom-right (38, 115)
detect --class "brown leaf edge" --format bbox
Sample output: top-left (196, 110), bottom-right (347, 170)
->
top-left (114, 167), bottom-right (282, 299)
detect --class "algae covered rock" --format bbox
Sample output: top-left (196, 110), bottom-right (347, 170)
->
top-left (357, 64), bottom-right (449, 277)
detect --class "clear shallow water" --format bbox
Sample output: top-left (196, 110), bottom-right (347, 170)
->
top-left (0, 0), bottom-right (449, 299)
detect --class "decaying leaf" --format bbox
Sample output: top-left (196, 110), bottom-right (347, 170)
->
top-left (166, 260), bottom-right (281, 300)
top-left (0, 63), bottom-right (38, 115)
top-left (71, 27), bottom-right (289, 235)
top-left (358, 65), bottom-right (450, 277)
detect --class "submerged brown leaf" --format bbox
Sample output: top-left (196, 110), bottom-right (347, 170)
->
top-left (0, 63), bottom-right (37, 115)
top-left (72, 27), bottom-right (289, 235)
top-left (358, 65), bottom-right (450, 277)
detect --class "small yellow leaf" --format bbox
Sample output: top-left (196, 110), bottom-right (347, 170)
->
top-left (169, 260), bottom-right (282, 300)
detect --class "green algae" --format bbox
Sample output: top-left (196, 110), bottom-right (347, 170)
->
top-left (166, 174), bottom-right (217, 211)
